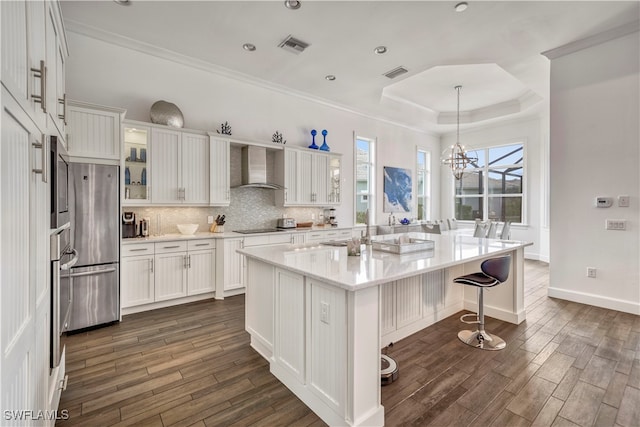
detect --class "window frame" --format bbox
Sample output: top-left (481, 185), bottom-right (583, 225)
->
top-left (453, 140), bottom-right (526, 225)
top-left (354, 134), bottom-right (376, 226)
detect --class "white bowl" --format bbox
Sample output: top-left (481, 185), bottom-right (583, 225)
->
top-left (177, 224), bottom-right (198, 235)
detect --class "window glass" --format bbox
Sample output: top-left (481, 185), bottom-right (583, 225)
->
top-left (455, 197), bottom-right (483, 220)
top-left (355, 136), bottom-right (375, 225)
top-left (488, 196), bottom-right (522, 222)
top-left (488, 167), bottom-right (523, 194)
top-left (455, 171), bottom-right (483, 196)
top-left (488, 144), bottom-right (523, 165)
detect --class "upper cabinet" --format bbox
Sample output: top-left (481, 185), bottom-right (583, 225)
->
top-left (150, 127), bottom-right (209, 205)
top-left (209, 135), bottom-right (230, 206)
top-left (1, 0), bottom-right (68, 140)
top-left (123, 124), bottom-right (150, 204)
top-left (275, 147), bottom-right (341, 207)
top-left (66, 100), bottom-right (126, 162)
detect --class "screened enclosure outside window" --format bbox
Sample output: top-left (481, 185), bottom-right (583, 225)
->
top-left (454, 143), bottom-right (524, 223)
top-left (355, 136), bottom-right (375, 225)
top-left (416, 149), bottom-right (431, 221)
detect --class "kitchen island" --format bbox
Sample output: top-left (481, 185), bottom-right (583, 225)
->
top-left (238, 233), bottom-right (532, 426)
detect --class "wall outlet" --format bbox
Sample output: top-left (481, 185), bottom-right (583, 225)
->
top-left (605, 219), bottom-right (627, 230)
top-left (587, 267), bottom-right (597, 278)
top-left (320, 301), bottom-right (330, 324)
top-left (207, 215), bottom-right (214, 224)
top-left (618, 195), bottom-right (630, 207)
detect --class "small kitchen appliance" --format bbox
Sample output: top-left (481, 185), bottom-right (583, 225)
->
top-left (277, 218), bottom-right (296, 229)
top-left (122, 212), bottom-right (136, 238)
top-left (140, 218), bottom-right (149, 237)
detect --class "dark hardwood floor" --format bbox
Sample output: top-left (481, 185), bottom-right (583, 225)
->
top-left (57, 260), bottom-right (640, 427)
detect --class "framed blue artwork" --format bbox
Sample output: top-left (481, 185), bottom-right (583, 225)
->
top-left (383, 166), bottom-right (412, 212)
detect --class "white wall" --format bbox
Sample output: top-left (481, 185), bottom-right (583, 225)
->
top-left (548, 31), bottom-right (639, 315)
top-left (65, 32), bottom-right (440, 228)
top-left (439, 116), bottom-right (549, 261)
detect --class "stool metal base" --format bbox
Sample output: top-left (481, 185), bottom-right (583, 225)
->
top-left (458, 329), bottom-right (506, 351)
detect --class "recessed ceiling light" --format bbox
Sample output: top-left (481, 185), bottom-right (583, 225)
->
top-left (454, 2), bottom-right (468, 12)
top-left (374, 46), bottom-right (388, 55)
top-left (113, 0), bottom-right (131, 5)
top-left (243, 43), bottom-right (256, 52)
top-left (284, 0), bottom-right (301, 10)
top-left (325, 75), bottom-right (336, 81)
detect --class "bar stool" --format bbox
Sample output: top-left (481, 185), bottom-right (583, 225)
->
top-left (455, 255), bottom-right (511, 350)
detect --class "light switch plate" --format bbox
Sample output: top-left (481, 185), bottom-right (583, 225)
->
top-left (618, 195), bottom-right (630, 207)
top-left (207, 215), bottom-right (214, 224)
top-left (320, 302), bottom-right (330, 324)
top-left (606, 219), bottom-right (627, 230)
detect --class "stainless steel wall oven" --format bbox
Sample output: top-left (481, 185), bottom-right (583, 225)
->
top-left (50, 136), bottom-right (70, 229)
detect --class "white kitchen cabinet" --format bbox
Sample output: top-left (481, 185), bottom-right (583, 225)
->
top-left (150, 127), bottom-right (209, 205)
top-left (66, 100), bottom-right (125, 162)
top-left (209, 135), bottom-right (230, 206)
top-left (187, 239), bottom-right (216, 295)
top-left (121, 239), bottom-right (216, 312)
top-left (121, 253), bottom-right (155, 308)
top-left (306, 228), bottom-right (352, 242)
top-left (220, 238), bottom-right (244, 295)
top-left (123, 124), bottom-right (150, 204)
top-left (2, 0), bottom-right (67, 140)
top-left (276, 147), bottom-right (340, 207)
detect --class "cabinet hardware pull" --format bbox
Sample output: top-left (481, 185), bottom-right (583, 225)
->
top-left (188, 255), bottom-right (191, 268)
top-left (150, 259), bottom-right (154, 273)
top-left (164, 245), bottom-right (180, 249)
top-left (194, 243), bottom-right (208, 246)
top-left (58, 93), bottom-right (67, 125)
top-left (59, 375), bottom-right (69, 391)
top-left (69, 268), bottom-right (116, 278)
top-left (130, 248), bottom-right (148, 252)
top-left (184, 255), bottom-right (187, 268)
top-left (31, 133), bottom-right (48, 183)
top-left (30, 60), bottom-right (46, 113)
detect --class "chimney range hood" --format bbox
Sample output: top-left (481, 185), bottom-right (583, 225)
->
top-left (233, 145), bottom-right (284, 190)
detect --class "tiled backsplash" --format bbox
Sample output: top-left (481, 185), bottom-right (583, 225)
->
top-left (125, 187), bottom-right (325, 235)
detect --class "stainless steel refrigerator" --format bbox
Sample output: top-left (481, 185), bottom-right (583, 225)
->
top-left (68, 163), bottom-right (120, 331)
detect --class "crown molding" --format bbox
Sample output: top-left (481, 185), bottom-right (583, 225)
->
top-left (542, 20), bottom-right (639, 60)
top-left (65, 19), bottom-right (438, 137)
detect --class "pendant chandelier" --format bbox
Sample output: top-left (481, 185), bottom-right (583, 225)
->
top-left (442, 85), bottom-right (477, 180)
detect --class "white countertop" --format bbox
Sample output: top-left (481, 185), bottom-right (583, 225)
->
top-left (121, 225), bottom-right (352, 244)
top-left (238, 232), bottom-right (533, 291)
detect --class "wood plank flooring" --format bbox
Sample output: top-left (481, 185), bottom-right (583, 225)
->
top-left (57, 260), bottom-right (640, 427)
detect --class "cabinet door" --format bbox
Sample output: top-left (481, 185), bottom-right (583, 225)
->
top-left (45, 4), bottom-right (66, 139)
top-left (154, 252), bottom-right (187, 301)
top-left (209, 136), bottom-right (230, 205)
top-left (1, 0), bottom-right (29, 105)
top-left (283, 148), bottom-right (300, 205)
top-left (181, 132), bottom-right (209, 204)
top-left (123, 125), bottom-right (150, 204)
top-left (298, 150), bottom-right (314, 204)
top-left (1, 90), bottom-right (40, 419)
top-left (27, 0), bottom-right (48, 128)
top-left (312, 153), bottom-right (329, 204)
top-left (328, 154), bottom-right (341, 204)
top-left (67, 102), bottom-right (123, 160)
top-left (224, 239), bottom-right (244, 291)
top-left (187, 249), bottom-right (215, 295)
top-left (121, 255), bottom-right (155, 307)
top-left (150, 128), bottom-right (180, 204)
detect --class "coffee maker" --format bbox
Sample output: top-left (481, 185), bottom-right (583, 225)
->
top-left (323, 208), bottom-right (337, 227)
top-left (122, 212), bottom-right (136, 238)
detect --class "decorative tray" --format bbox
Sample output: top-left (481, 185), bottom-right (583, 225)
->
top-left (371, 237), bottom-right (435, 254)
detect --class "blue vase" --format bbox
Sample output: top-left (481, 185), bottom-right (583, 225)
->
top-left (319, 129), bottom-right (330, 151)
top-left (308, 129), bottom-right (319, 149)
top-left (124, 167), bottom-right (131, 185)
top-left (141, 168), bottom-right (147, 185)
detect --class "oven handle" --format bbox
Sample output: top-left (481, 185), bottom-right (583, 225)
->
top-left (61, 249), bottom-right (79, 270)
top-left (68, 267), bottom-right (116, 278)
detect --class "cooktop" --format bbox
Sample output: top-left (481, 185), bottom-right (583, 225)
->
top-left (234, 228), bottom-right (285, 234)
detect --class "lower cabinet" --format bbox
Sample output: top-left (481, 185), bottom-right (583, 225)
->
top-left (121, 239), bottom-right (215, 312)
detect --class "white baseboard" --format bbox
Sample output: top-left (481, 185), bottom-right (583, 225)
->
top-left (121, 292), bottom-right (215, 315)
top-left (548, 287), bottom-right (640, 315)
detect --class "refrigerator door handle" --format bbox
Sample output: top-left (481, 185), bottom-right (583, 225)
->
top-left (69, 267), bottom-right (117, 278)
top-left (61, 249), bottom-right (79, 270)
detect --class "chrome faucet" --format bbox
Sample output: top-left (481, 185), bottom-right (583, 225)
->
top-left (363, 209), bottom-right (372, 246)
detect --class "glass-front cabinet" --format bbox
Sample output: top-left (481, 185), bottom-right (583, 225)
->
top-left (123, 125), bottom-right (150, 204)
top-left (329, 154), bottom-right (341, 204)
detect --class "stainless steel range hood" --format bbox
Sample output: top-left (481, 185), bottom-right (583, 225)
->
top-left (234, 145), bottom-right (284, 190)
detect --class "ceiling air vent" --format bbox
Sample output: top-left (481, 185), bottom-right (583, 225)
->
top-left (278, 35), bottom-right (310, 54)
top-left (383, 66), bottom-right (409, 79)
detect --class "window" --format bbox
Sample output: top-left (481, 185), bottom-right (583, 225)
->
top-left (355, 136), bottom-right (375, 225)
top-left (416, 148), bottom-right (431, 221)
top-left (454, 143), bottom-right (524, 223)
